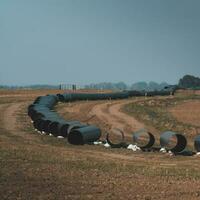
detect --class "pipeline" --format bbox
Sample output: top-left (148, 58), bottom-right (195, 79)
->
top-left (68, 125), bottom-right (101, 145)
top-left (67, 123), bottom-right (88, 135)
top-left (49, 120), bottom-right (81, 137)
top-left (160, 131), bottom-right (187, 153)
top-left (194, 135), bottom-right (200, 152)
top-left (106, 129), bottom-right (128, 148)
top-left (28, 91), bottom-right (136, 144)
top-left (132, 129), bottom-right (155, 150)
top-left (28, 90), bottom-right (199, 153)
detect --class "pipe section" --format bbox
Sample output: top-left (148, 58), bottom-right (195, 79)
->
top-left (133, 129), bottom-right (155, 149)
top-left (68, 125), bottom-right (101, 145)
top-left (160, 131), bottom-right (187, 153)
top-left (106, 128), bottom-right (128, 148)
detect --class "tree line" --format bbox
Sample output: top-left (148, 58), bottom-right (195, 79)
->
top-left (1, 74), bottom-right (200, 90)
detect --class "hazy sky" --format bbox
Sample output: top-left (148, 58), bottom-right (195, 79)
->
top-left (1, 0), bottom-right (200, 85)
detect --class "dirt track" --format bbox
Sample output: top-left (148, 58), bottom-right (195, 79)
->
top-left (2, 90), bottom-right (200, 200)
top-left (57, 98), bottom-right (160, 141)
top-left (90, 100), bottom-right (145, 134)
top-left (2, 103), bottom-right (24, 133)
top-left (57, 99), bottom-right (146, 139)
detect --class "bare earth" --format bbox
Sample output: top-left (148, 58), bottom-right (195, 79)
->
top-left (3, 103), bottom-right (25, 133)
top-left (57, 99), bottom-right (145, 143)
top-left (169, 100), bottom-right (200, 127)
top-left (90, 100), bottom-right (144, 134)
top-left (1, 90), bottom-right (200, 200)
top-left (57, 98), bottom-right (160, 140)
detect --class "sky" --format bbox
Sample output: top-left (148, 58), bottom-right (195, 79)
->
top-left (0, 0), bottom-right (200, 86)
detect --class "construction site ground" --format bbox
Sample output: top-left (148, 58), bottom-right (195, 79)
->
top-left (1, 89), bottom-right (200, 200)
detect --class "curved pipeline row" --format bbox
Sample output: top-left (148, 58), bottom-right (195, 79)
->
top-left (27, 91), bottom-right (200, 155)
top-left (108, 129), bottom-right (200, 155)
top-left (28, 92), bottom-right (135, 145)
top-left (28, 90), bottom-right (171, 144)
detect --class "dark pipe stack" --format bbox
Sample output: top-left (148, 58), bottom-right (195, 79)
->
top-left (28, 91), bottom-right (135, 145)
top-left (27, 90), bottom-right (200, 155)
top-left (194, 135), bottom-right (200, 152)
top-left (68, 126), bottom-right (101, 145)
top-left (106, 129), bottom-right (128, 148)
top-left (132, 129), bottom-right (155, 149)
top-left (27, 94), bottom-right (98, 142)
top-left (160, 131), bottom-right (187, 153)
top-left (27, 90), bottom-right (175, 145)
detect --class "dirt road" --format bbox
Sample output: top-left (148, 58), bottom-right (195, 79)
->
top-left (57, 99), bottom-right (146, 138)
top-left (89, 100), bottom-right (145, 134)
top-left (2, 102), bottom-right (24, 133)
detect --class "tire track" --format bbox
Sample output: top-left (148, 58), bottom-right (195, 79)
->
top-left (89, 100), bottom-right (145, 136)
top-left (1, 101), bottom-right (39, 142)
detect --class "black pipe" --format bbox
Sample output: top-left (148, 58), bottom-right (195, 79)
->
top-left (146, 91), bottom-right (172, 97)
top-left (56, 94), bottom-right (66, 102)
top-left (48, 119), bottom-right (73, 136)
top-left (106, 129), bottom-right (128, 148)
top-left (58, 93), bottom-right (72, 102)
top-left (29, 106), bottom-right (61, 121)
top-left (132, 129), bottom-right (155, 149)
top-left (127, 90), bottom-right (145, 97)
top-left (33, 119), bottom-right (41, 130)
top-left (67, 123), bottom-right (88, 135)
top-left (59, 92), bottom-right (130, 102)
top-left (68, 125), bottom-right (101, 145)
top-left (33, 118), bottom-right (46, 132)
top-left (194, 135), bottom-right (200, 152)
top-left (59, 121), bottom-right (81, 137)
top-left (42, 119), bottom-right (54, 133)
top-left (48, 119), bottom-right (67, 135)
top-left (33, 95), bottom-right (58, 109)
top-left (160, 131), bottom-right (187, 153)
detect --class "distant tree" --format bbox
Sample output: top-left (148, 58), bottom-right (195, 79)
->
top-left (148, 81), bottom-right (159, 91)
top-left (115, 82), bottom-right (127, 90)
top-left (178, 75), bottom-right (200, 88)
top-left (85, 81), bottom-right (169, 91)
top-left (131, 82), bottom-right (148, 91)
top-left (130, 81), bottom-right (169, 91)
top-left (84, 82), bottom-right (127, 90)
top-left (159, 82), bottom-right (169, 90)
